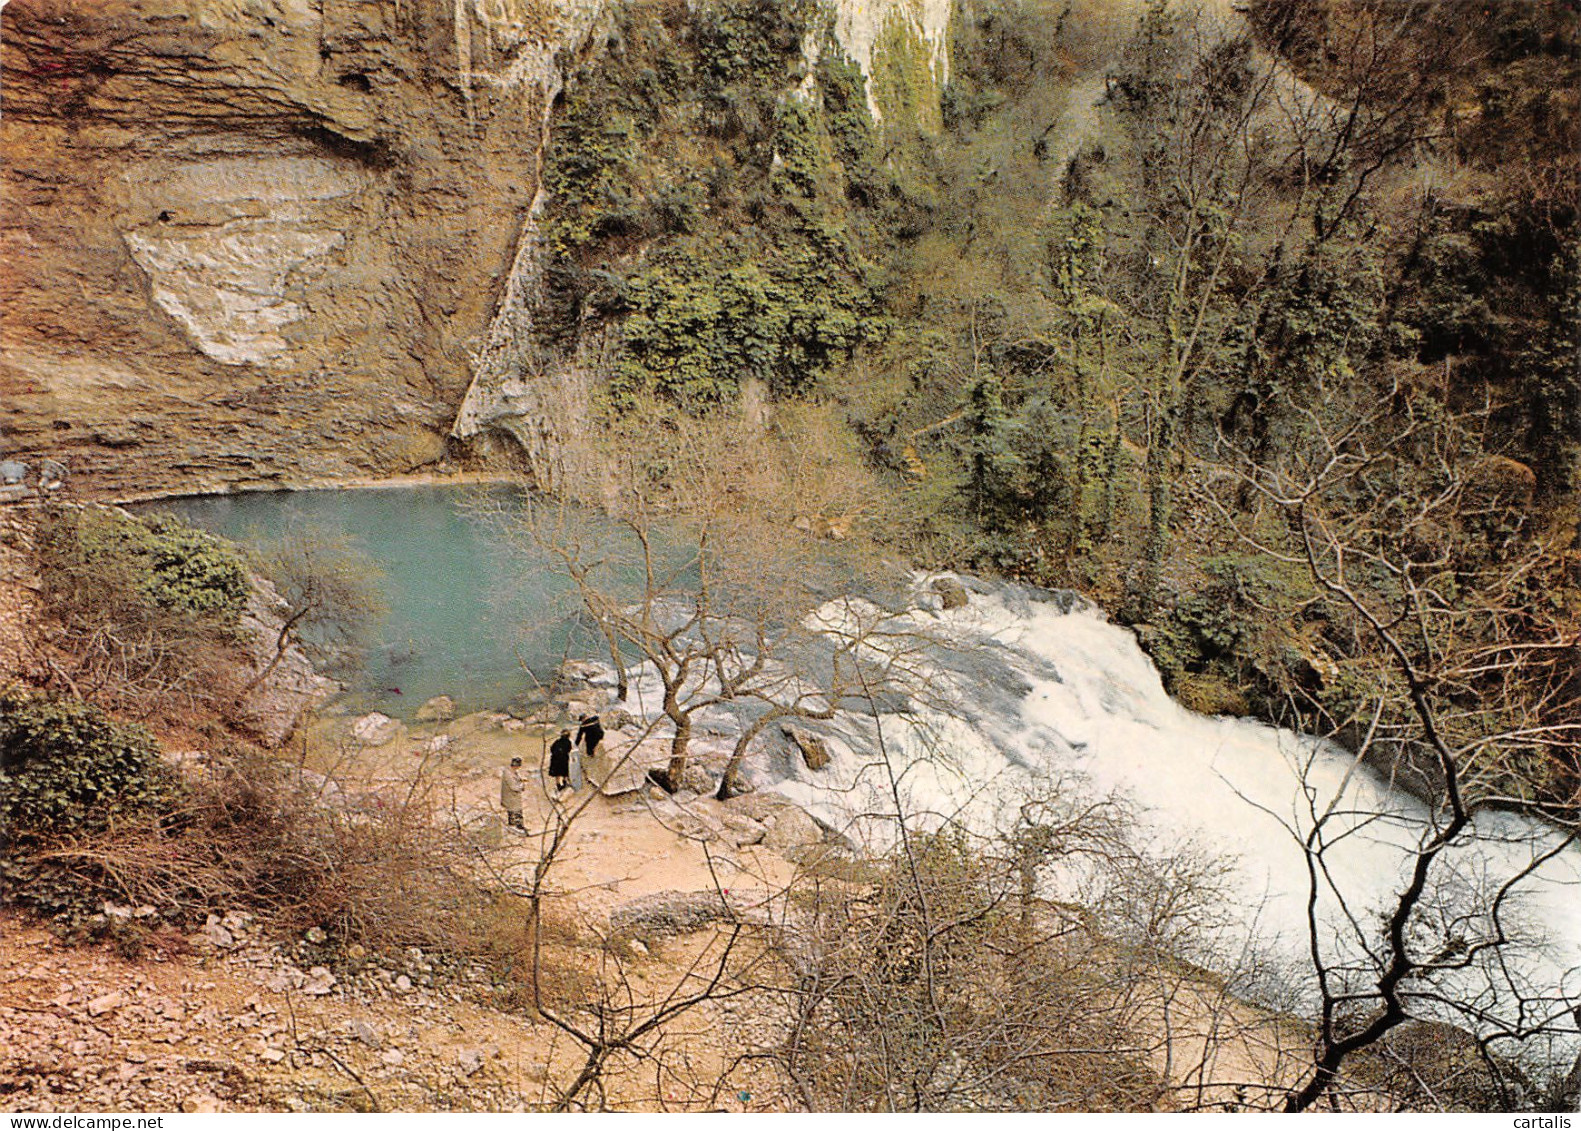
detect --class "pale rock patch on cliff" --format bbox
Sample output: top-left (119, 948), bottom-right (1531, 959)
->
top-left (125, 224), bottom-right (345, 367)
top-left (828, 0), bottom-right (952, 118)
top-left (119, 155), bottom-right (363, 367)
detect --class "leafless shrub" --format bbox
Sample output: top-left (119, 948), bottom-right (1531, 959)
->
top-left (28, 746), bottom-right (479, 952)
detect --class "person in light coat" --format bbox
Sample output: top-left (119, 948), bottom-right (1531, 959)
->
top-left (500, 757), bottom-right (525, 832)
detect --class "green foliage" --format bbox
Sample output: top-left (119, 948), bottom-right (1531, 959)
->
top-left (31, 505), bottom-right (251, 715)
top-left (962, 375), bottom-right (1020, 520)
top-left (542, 91), bottom-right (638, 254)
top-left (814, 38), bottom-right (889, 205)
top-left (0, 687), bottom-right (174, 839)
top-left (614, 234), bottom-right (881, 407)
top-left (137, 514), bottom-right (251, 620)
top-left (38, 505), bottom-right (249, 630)
top-left (541, 0), bottom-right (894, 412)
top-left (769, 98), bottom-right (824, 199)
top-left (1145, 555), bottom-right (1317, 717)
top-left (869, 10), bottom-right (944, 139)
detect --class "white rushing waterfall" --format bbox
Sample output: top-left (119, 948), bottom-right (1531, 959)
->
top-left (737, 574), bottom-right (1581, 1066)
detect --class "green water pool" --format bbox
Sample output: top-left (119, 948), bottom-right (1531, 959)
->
top-left (139, 484), bottom-right (617, 719)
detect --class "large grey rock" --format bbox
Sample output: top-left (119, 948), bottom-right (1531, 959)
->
top-left (649, 795), bottom-right (726, 844)
top-left (562, 688), bottom-right (611, 717)
top-left (724, 791), bottom-right (798, 823)
top-left (781, 723), bottom-right (831, 771)
top-left (414, 694), bottom-right (455, 722)
top-left (719, 812), bottom-right (768, 847)
top-left (603, 706), bottom-right (637, 730)
top-left (723, 791), bottom-right (828, 854)
top-left (236, 575), bottom-right (340, 745)
top-left (556, 659), bottom-right (605, 685)
top-left (37, 459), bottom-right (67, 490)
top-left (761, 805), bottom-right (825, 854)
top-left (678, 763), bottom-right (716, 795)
top-left (610, 891), bottom-right (734, 940)
top-left (351, 712), bottom-right (401, 746)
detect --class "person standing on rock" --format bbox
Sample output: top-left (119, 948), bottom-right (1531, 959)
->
top-left (500, 757), bottom-right (525, 832)
top-left (576, 713), bottom-right (604, 762)
top-left (549, 729), bottom-right (574, 792)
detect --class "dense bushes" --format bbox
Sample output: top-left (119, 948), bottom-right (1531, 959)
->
top-left (0, 687), bottom-right (172, 839)
top-left (0, 697), bottom-right (476, 956)
top-left (38, 505), bottom-right (248, 625)
top-left (779, 813), bottom-right (1236, 1111)
top-left (540, 0), bottom-right (889, 409)
top-left (33, 505), bottom-right (250, 715)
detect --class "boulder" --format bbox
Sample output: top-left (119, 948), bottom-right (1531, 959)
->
top-left (678, 763), bottom-right (716, 795)
top-left (87, 991), bottom-right (126, 1017)
top-left (237, 576), bottom-right (341, 744)
top-left (781, 723), bottom-right (831, 771)
top-left (557, 659), bottom-right (605, 684)
top-left (351, 712), bottom-right (401, 746)
top-left (610, 891), bottom-right (734, 940)
top-left (416, 734), bottom-right (453, 755)
top-left (648, 794), bottom-right (726, 843)
top-left (302, 966), bottom-right (336, 996)
top-left (198, 916), bottom-right (235, 949)
top-left (562, 688), bottom-right (611, 716)
top-left (931, 577), bottom-right (969, 610)
top-left (723, 791), bottom-right (795, 823)
top-left (37, 458), bottom-right (68, 490)
top-left (760, 805), bottom-right (825, 854)
top-left (414, 694), bottom-right (454, 722)
top-left (719, 811), bottom-right (767, 847)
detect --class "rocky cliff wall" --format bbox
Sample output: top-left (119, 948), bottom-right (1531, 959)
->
top-left (2, 0), bottom-right (942, 500)
top-left (447, 0), bottom-right (953, 492)
top-left (1, 0), bottom-right (604, 498)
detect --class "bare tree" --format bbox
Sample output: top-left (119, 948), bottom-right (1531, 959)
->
top-left (242, 525), bottom-right (385, 697)
top-left (504, 397), bottom-right (910, 794)
top-left (1198, 384), bottom-right (1581, 1112)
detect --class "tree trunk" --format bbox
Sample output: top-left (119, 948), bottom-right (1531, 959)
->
top-left (598, 619), bottom-right (629, 701)
top-left (1142, 419), bottom-right (1172, 615)
top-left (718, 709), bottom-right (784, 799)
top-left (664, 689), bottom-right (691, 786)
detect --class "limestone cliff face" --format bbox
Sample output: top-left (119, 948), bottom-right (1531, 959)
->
top-left (1, 0), bottom-right (602, 497)
top-left (2, 0), bottom-right (942, 499)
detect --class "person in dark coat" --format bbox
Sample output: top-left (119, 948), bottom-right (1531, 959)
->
top-left (576, 714), bottom-right (605, 762)
top-left (548, 729), bottom-right (573, 791)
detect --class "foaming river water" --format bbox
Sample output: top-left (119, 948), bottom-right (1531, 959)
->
top-left (772, 579), bottom-right (1581, 1064)
top-left (146, 486), bottom-right (1580, 1067)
